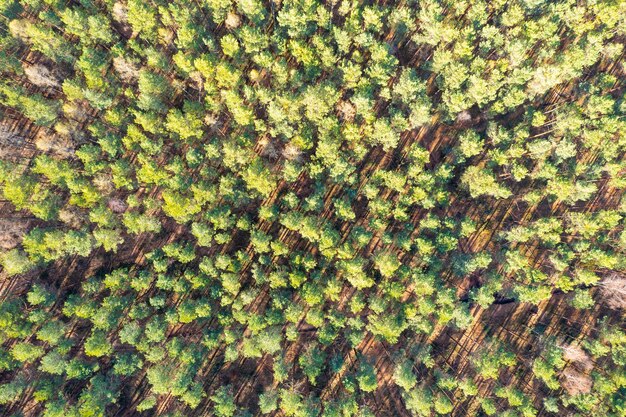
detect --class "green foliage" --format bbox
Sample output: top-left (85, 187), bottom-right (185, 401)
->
top-left (473, 344), bottom-right (517, 379)
top-left (137, 396), bottom-right (157, 412)
top-left (434, 395), bottom-right (453, 415)
top-left (457, 130), bottom-right (484, 159)
top-left (356, 360), bottom-right (378, 393)
top-left (39, 351), bottom-right (67, 375)
top-left (93, 229), bottom-right (124, 253)
top-left (11, 342), bottom-right (44, 363)
top-left (0, 1), bottom-right (623, 416)
top-left (373, 252), bottom-right (401, 278)
top-left (403, 386), bottom-right (432, 417)
top-left (273, 356), bottom-right (289, 383)
top-left (36, 320), bottom-right (66, 346)
top-left (279, 389), bottom-right (305, 417)
top-left (258, 390), bottom-right (278, 414)
top-left (393, 359), bottom-right (417, 391)
top-left (166, 103), bottom-right (204, 141)
top-left (0, 249), bottom-right (34, 276)
top-left (461, 166), bottom-right (511, 199)
top-left (299, 345), bottom-right (326, 385)
top-left (211, 386), bottom-right (237, 417)
top-left (0, 378), bottom-right (25, 405)
top-left (242, 158), bottom-right (276, 198)
top-left (113, 353), bottom-right (143, 376)
top-left (570, 289), bottom-right (595, 310)
top-left (84, 331), bottom-right (112, 358)
top-left (368, 310), bottom-right (408, 343)
top-left (0, 82), bottom-right (59, 125)
top-left (22, 229), bottom-right (95, 263)
top-left (122, 211), bottom-right (162, 234)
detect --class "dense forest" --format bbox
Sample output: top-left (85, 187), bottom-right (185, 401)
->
top-left (0, 0), bottom-right (625, 416)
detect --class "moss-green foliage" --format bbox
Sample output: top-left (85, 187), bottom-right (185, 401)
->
top-left (0, 0), bottom-right (624, 416)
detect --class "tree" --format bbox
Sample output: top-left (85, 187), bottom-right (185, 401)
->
top-left (11, 341), bottom-right (45, 363)
top-left (87, 14), bottom-right (115, 45)
top-left (393, 360), bottom-right (417, 391)
top-left (123, 211), bottom-right (162, 234)
top-left (144, 317), bottom-right (167, 343)
top-left (37, 320), bottom-right (66, 346)
top-left (76, 374), bottom-right (120, 417)
top-left (66, 358), bottom-right (97, 380)
top-left (9, 19), bottom-right (73, 62)
top-left (598, 273), bottom-right (626, 310)
top-left (403, 386), bottom-right (432, 417)
top-left (242, 158), bottom-right (276, 198)
top-left (113, 353), bottom-right (143, 376)
top-left (434, 395), bottom-right (453, 415)
top-left (273, 356), bottom-right (289, 383)
top-left (339, 258), bottom-right (374, 289)
top-left (119, 321), bottom-right (142, 346)
top-left (461, 166), bottom-right (511, 199)
top-left (560, 367), bottom-right (593, 395)
top-left (0, 249), bottom-right (34, 276)
top-left (368, 310), bottom-right (408, 343)
top-left (211, 386), bottom-right (237, 417)
top-left (23, 64), bottom-right (60, 88)
top-left (472, 343), bottom-right (516, 379)
top-left (480, 398), bottom-right (497, 416)
top-left (299, 344), bottom-right (326, 385)
top-left (137, 396), bottom-right (157, 412)
top-left (373, 251), bottom-right (401, 278)
top-left (236, 0), bottom-right (266, 24)
top-left (166, 103), bottom-right (205, 141)
top-left (255, 327), bottom-right (282, 355)
top-left (39, 351), bottom-right (67, 375)
top-left (570, 288), bottom-right (595, 310)
top-left (371, 119), bottom-right (400, 151)
top-left (0, 378), bottom-right (26, 405)
top-left (93, 228), bottom-right (124, 253)
top-left (532, 344), bottom-right (564, 390)
top-left (0, 83), bottom-right (59, 125)
top-left (137, 69), bottom-right (169, 111)
top-left (259, 390), bottom-right (278, 414)
top-left (126, 0), bottom-right (158, 38)
top-left (279, 389), bottom-right (304, 417)
top-left (356, 360), bottom-right (378, 393)
top-left (457, 130), bottom-right (484, 159)
top-left (84, 331), bottom-right (112, 357)
top-left (181, 382), bottom-right (205, 409)
top-left (514, 284), bottom-right (552, 304)
top-left (543, 397), bottom-right (559, 413)
top-left (220, 34), bottom-right (240, 57)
